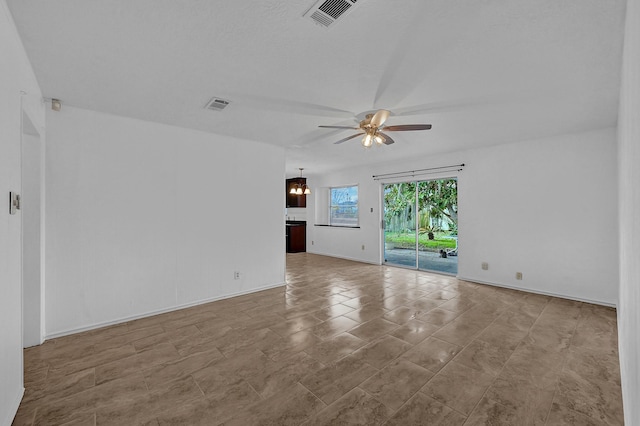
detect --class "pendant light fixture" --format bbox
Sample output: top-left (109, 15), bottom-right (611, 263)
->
top-left (289, 168), bottom-right (311, 195)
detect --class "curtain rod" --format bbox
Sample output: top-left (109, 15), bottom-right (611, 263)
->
top-left (372, 163), bottom-right (465, 180)
top-left (373, 168), bottom-right (464, 181)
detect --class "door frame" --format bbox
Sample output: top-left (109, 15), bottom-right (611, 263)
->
top-left (380, 175), bottom-right (459, 274)
top-left (21, 106), bottom-right (46, 347)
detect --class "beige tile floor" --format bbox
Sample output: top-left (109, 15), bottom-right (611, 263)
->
top-left (13, 253), bottom-right (623, 425)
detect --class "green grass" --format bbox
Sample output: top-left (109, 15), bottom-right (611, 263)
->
top-left (385, 232), bottom-right (457, 250)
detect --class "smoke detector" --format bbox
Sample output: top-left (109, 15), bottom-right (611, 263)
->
top-left (204, 97), bottom-right (231, 111)
top-left (303, 0), bottom-right (361, 29)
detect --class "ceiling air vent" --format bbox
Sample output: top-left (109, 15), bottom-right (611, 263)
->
top-left (303, 0), bottom-right (361, 29)
top-left (204, 97), bottom-right (230, 111)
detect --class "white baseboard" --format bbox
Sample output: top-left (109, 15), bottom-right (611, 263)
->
top-left (457, 275), bottom-right (616, 308)
top-left (45, 281), bottom-right (286, 340)
top-left (305, 250), bottom-right (380, 265)
top-left (301, 252), bottom-right (616, 308)
top-left (3, 387), bottom-right (24, 426)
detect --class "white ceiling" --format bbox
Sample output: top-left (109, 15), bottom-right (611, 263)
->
top-left (8, 0), bottom-right (626, 176)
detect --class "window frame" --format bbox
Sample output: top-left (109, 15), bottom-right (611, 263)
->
top-left (329, 184), bottom-right (359, 228)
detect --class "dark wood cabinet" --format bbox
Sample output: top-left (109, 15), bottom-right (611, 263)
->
top-left (286, 222), bottom-right (306, 253)
top-left (286, 178), bottom-right (307, 208)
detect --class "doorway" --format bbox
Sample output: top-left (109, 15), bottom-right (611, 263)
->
top-left (383, 178), bottom-right (458, 274)
top-left (21, 111), bottom-right (44, 347)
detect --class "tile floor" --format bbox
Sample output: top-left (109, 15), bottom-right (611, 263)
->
top-left (13, 253), bottom-right (623, 425)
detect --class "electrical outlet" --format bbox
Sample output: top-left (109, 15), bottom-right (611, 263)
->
top-left (516, 272), bottom-right (523, 280)
top-left (481, 262), bottom-right (489, 270)
top-left (312, 241), bottom-right (314, 245)
top-left (361, 244), bottom-right (365, 250)
top-left (234, 271), bottom-right (240, 280)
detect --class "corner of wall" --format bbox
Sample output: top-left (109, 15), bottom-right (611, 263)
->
top-left (617, 0), bottom-right (640, 423)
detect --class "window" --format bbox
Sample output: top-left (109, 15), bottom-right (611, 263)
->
top-left (330, 185), bottom-right (358, 227)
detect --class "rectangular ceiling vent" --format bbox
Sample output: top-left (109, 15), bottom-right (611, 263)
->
top-left (303, 0), bottom-right (361, 29)
top-left (204, 97), bottom-right (230, 111)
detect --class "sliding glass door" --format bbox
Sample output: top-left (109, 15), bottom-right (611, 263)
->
top-left (383, 182), bottom-right (417, 268)
top-left (383, 178), bottom-right (458, 274)
top-left (416, 179), bottom-right (458, 273)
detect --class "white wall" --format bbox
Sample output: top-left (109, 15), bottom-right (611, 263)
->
top-left (45, 106), bottom-right (285, 337)
top-left (306, 170), bottom-right (385, 264)
top-left (308, 128), bottom-right (618, 305)
top-left (0, 1), bottom-right (45, 425)
top-left (617, 0), bottom-right (640, 423)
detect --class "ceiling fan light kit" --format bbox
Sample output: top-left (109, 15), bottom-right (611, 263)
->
top-left (361, 130), bottom-right (386, 148)
top-left (362, 133), bottom-right (373, 147)
top-left (319, 109), bottom-right (432, 148)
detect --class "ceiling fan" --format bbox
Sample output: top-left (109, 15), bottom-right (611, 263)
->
top-left (319, 109), bottom-right (432, 147)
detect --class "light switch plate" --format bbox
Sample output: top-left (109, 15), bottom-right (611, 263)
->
top-left (9, 191), bottom-right (20, 215)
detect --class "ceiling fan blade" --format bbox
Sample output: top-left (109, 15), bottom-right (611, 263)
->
top-left (378, 132), bottom-right (395, 145)
top-left (370, 109), bottom-right (390, 127)
top-left (334, 133), bottom-right (364, 144)
top-left (382, 124), bottom-right (432, 131)
top-left (318, 125), bottom-right (359, 129)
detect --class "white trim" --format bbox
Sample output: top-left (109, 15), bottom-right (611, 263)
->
top-left (329, 184), bottom-right (359, 227)
top-left (20, 105), bottom-right (46, 348)
top-left (39, 121), bottom-right (46, 345)
top-left (305, 250), bottom-right (380, 265)
top-left (298, 251), bottom-right (614, 308)
top-left (3, 388), bottom-right (24, 426)
top-left (457, 276), bottom-right (616, 308)
top-left (44, 281), bottom-right (286, 340)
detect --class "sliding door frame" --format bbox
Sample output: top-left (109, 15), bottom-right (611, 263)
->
top-left (380, 175), bottom-right (459, 275)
